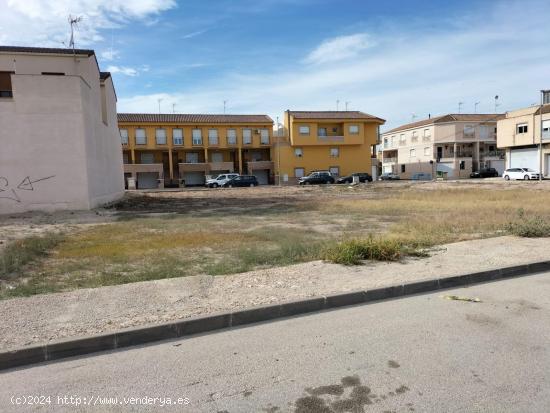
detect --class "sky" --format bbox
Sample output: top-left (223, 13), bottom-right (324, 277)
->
top-left (1, 0), bottom-right (549, 130)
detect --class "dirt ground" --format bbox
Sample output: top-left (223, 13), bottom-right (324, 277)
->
top-left (1, 235), bottom-right (549, 350)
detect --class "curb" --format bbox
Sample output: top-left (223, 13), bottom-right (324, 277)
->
top-left (2, 260), bottom-right (550, 371)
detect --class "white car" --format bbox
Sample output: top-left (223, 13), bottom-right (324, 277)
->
top-left (502, 168), bottom-right (540, 180)
top-left (206, 173), bottom-right (239, 188)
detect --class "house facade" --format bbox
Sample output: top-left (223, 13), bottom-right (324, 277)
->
top-left (496, 104), bottom-right (550, 176)
top-left (0, 46), bottom-right (124, 214)
top-left (275, 111), bottom-right (384, 184)
top-left (380, 114), bottom-right (504, 179)
top-left (117, 114), bottom-right (274, 188)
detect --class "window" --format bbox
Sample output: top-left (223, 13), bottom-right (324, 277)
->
top-left (410, 149), bottom-right (416, 157)
top-left (516, 123), bottom-right (528, 134)
top-left (260, 129), bottom-right (269, 145)
top-left (294, 148), bottom-right (303, 157)
top-left (192, 129), bottom-right (202, 145)
top-left (390, 135), bottom-right (395, 147)
top-left (464, 125), bottom-right (475, 137)
top-left (295, 168), bottom-right (305, 178)
top-left (227, 129), bottom-right (237, 145)
top-left (401, 164), bottom-right (406, 173)
top-left (173, 128), bottom-right (183, 145)
top-left (41, 72), bottom-right (65, 76)
top-left (100, 84), bottom-right (108, 125)
top-left (186, 152), bottom-right (199, 163)
top-left (0, 72), bottom-right (14, 98)
top-left (412, 131), bottom-right (418, 142)
top-left (424, 147), bottom-right (431, 156)
top-left (120, 129), bottom-right (128, 145)
top-left (330, 147), bottom-right (339, 157)
top-left (122, 153), bottom-right (129, 164)
top-left (156, 128), bottom-right (167, 145)
top-left (543, 120), bottom-right (550, 139)
top-left (141, 153), bottom-right (155, 164)
top-left (424, 128), bottom-right (431, 138)
top-left (349, 125), bottom-right (359, 134)
top-left (329, 166), bottom-right (340, 176)
top-left (383, 138), bottom-right (389, 149)
top-left (399, 134), bottom-right (406, 145)
top-left (211, 152), bottom-right (223, 163)
top-left (318, 127), bottom-right (327, 136)
top-left (243, 129), bottom-right (252, 145)
top-left (208, 129), bottom-right (219, 145)
top-left (135, 128), bottom-right (147, 145)
top-left (299, 125), bottom-right (310, 135)
top-left (479, 125), bottom-right (490, 140)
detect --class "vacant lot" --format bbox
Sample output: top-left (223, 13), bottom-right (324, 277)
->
top-left (2, 179), bottom-right (550, 299)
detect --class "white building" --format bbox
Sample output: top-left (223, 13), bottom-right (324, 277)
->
top-left (381, 114), bottom-right (504, 179)
top-left (0, 46), bottom-right (124, 214)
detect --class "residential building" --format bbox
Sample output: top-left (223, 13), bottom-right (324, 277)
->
top-left (275, 111), bottom-right (385, 184)
top-left (497, 103), bottom-right (550, 176)
top-left (381, 114), bottom-right (504, 179)
top-left (0, 46), bottom-right (124, 214)
top-left (117, 114), bottom-right (274, 188)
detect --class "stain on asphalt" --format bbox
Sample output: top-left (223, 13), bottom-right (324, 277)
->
top-left (388, 360), bottom-right (400, 368)
top-left (262, 406), bottom-right (280, 412)
top-left (466, 313), bottom-right (501, 326)
top-left (294, 374), bottom-right (411, 412)
top-left (243, 390), bottom-right (253, 397)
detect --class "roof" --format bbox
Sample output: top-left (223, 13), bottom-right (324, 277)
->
top-left (383, 113), bottom-right (504, 134)
top-left (117, 113), bottom-right (274, 124)
top-left (99, 72), bottom-right (111, 81)
top-left (535, 104), bottom-right (550, 115)
top-left (0, 45), bottom-right (95, 57)
top-left (287, 110), bottom-right (385, 122)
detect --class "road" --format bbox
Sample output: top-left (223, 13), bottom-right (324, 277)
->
top-left (1, 272), bottom-right (550, 412)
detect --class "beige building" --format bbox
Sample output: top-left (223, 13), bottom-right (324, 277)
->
top-left (496, 104), bottom-right (550, 176)
top-left (381, 114), bottom-right (504, 179)
top-left (0, 46), bottom-right (124, 214)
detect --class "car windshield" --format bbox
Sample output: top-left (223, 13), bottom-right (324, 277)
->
top-left (524, 168), bottom-right (536, 172)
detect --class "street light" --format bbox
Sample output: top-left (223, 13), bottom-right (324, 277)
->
top-left (540, 89), bottom-right (550, 180)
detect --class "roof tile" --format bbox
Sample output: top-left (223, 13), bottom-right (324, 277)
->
top-left (117, 113), bottom-right (273, 124)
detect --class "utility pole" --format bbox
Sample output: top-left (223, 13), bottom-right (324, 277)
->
top-left (539, 90), bottom-right (550, 180)
top-left (276, 116), bottom-right (281, 186)
top-left (157, 98), bottom-right (163, 114)
top-left (474, 101), bottom-right (480, 113)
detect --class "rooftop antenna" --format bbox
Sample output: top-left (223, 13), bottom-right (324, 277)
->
top-left (336, 99), bottom-right (340, 111)
top-left (494, 95), bottom-right (500, 113)
top-left (157, 98), bottom-right (163, 114)
top-left (474, 101), bottom-right (480, 114)
top-left (345, 101), bottom-right (350, 111)
top-left (172, 103), bottom-right (176, 114)
top-left (223, 100), bottom-right (227, 114)
top-left (458, 101), bottom-right (464, 114)
top-left (411, 113), bottom-right (418, 121)
top-left (67, 15), bottom-right (82, 54)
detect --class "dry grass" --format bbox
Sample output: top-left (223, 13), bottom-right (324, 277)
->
top-left (3, 184), bottom-right (550, 298)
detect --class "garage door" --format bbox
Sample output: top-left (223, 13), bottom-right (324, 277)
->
top-left (137, 172), bottom-right (159, 189)
top-left (488, 160), bottom-right (505, 175)
top-left (253, 169), bottom-right (269, 185)
top-left (183, 172), bottom-right (205, 186)
top-left (510, 147), bottom-right (539, 170)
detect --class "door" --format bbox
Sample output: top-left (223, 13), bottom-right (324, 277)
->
top-left (436, 147), bottom-right (443, 160)
top-left (509, 147), bottom-right (539, 171)
top-left (183, 172), bottom-right (205, 186)
top-left (186, 152), bottom-right (199, 163)
top-left (546, 155), bottom-right (550, 177)
top-left (137, 172), bottom-right (158, 189)
top-left (140, 153), bottom-right (155, 164)
top-left (211, 152), bottom-right (224, 163)
top-left (253, 169), bottom-right (269, 185)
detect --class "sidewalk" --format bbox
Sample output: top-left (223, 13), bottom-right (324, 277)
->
top-left (1, 235), bottom-right (549, 350)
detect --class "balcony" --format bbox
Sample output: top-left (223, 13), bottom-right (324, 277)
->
top-left (483, 150), bottom-right (505, 160)
top-left (123, 163), bottom-right (164, 174)
top-left (382, 157), bottom-right (397, 164)
top-left (178, 162), bottom-right (208, 172)
top-left (208, 161), bottom-right (234, 172)
top-left (317, 135), bottom-right (344, 143)
top-left (247, 160), bottom-right (274, 170)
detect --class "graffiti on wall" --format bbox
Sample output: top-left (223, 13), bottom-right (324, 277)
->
top-left (0, 175), bottom-right (56, 202)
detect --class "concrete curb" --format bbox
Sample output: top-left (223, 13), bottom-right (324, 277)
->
top-left (2, 260), bottom-right (550, 371)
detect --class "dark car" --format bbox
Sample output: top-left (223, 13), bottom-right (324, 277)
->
top-left (379, 173), bottom-right (400, 180)
top-left (336, 172), bottom-right (373, 184)
top-left (298, 171), bottom-right (335, 185)
top-left (470, 168), bottom-right (499, 178)
top-left (223, 175), bottom-right (259, 187)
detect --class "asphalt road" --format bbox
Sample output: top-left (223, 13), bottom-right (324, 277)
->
top-left (2, 272), bottom-right (550, 413)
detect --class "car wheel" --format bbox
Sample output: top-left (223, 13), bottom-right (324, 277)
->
top-left (228, 184), bottom-right (233, 188)
top-left (524, 175), bottom-right (530, 180)
top-left (249, 183), bottom-right (254, 187)
top-left (212, 183), bottom-right (218, 188)
top-left (305, 181), bottom-right (310, 185)
top-left (504, 175), bottom-right (510, 181)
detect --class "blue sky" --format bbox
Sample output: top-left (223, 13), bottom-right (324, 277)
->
top-left (1, 0), bottom-right (550, 130)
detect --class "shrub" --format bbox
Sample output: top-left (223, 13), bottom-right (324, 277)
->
top-left (506, 214), bottom-right (550, 238)
top-left (323, 237), bottom-right (402, 265)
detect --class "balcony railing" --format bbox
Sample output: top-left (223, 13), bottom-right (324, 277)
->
top-left (318, 135), bottom-right (344, 142)
top-left (483, 150), bottom-right (505, 159)
top-left (383, 157), bottom-right (397, 163)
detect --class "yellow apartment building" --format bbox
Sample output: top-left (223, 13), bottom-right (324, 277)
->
top-left (275, 111), bottom-right (385, 184)
top-left (117, 113), bottom-right (274, 188)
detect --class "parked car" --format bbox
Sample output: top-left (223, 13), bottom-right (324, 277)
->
top-left (503, 168), bottom-right (540, 180)
top-left (379, 173), bottom-right (400, 181)
top-left (206, 173), bottom-right (239, 188)
top-left (470, 168), bottom-right (499, 178)
top-left (336, 172), bottom-right (373, 184)
top-left (298, 171), bottom-right (335, 185)
top-left (223, 175), bottom-right (259, 187)
top-left (411, 172), bottom-right (432, 181)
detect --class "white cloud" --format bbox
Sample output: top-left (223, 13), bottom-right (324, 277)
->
top-left (107, 65), bottom-right (138, 76)
top-left (100, 49), bottom-right (120, 61)
top-left (0, 0), bottom-right (176, 47)
top-left (181, 30), bottom-right (207, 40)
top-left (304, 33), bottom-right (373, 65)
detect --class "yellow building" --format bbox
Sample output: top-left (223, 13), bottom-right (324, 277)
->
top-left (275, 111), bottom-right (385, 183)
top-left (117, 113), bottom-right (274, 188)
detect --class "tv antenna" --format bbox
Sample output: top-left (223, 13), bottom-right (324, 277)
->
top-left (67, 15), bottom-right (82, 53)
